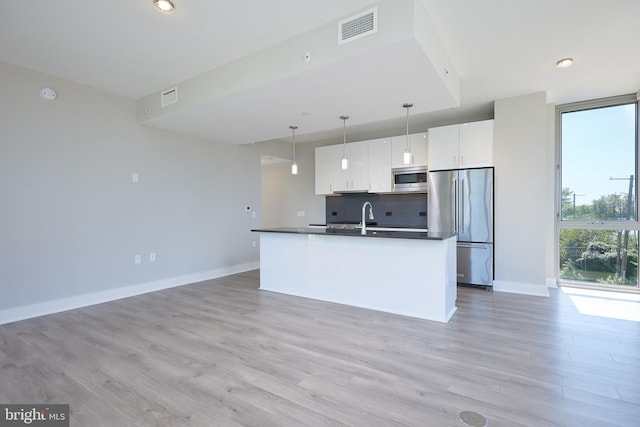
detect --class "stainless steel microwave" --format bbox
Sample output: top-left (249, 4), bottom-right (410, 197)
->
top-left (392, 166), bottom-right (428, 192)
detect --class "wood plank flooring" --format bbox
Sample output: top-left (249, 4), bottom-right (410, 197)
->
top-left (1, 270), bottom-right (639, 426)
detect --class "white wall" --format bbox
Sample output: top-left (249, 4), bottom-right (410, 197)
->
top-left (0, 61), bottom-right (289, 323)
top-left (493, 92), bottom-right (552, 296)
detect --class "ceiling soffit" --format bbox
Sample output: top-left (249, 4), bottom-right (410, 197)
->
top-left (137, 0), bottom-right (459, 145)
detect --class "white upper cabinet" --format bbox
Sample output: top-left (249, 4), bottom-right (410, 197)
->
top-left (459, 120), bottom-right (493, 168)
top-left (368, 138), bottom-right (393, 193)
top-left (315, 142), bottom-right (369, 195)
top-left (314, 131), bottom-right (431, 195)
top-left (315, 145), bottom-right (336, 195)
top-left (428, 119), bottom-right (494, 171)
top-left (391, 133), bottom-right (428, 168)
top-left (334, 141), bottom-right (369, 192)
top-left (428, 124), bottom-right (459, 170)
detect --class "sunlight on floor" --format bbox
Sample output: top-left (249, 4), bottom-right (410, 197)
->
top-left (561, 287), bottom-right (640, 322)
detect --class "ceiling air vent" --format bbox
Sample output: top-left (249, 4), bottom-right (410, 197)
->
top-left (160, 86), bottom-right (178, 108)
top-left (338, 7), bottom-right (377, 45)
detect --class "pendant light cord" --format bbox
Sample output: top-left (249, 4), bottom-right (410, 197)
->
top-left (291, 126), bottom-right (296, 163)
top-left (341, 116), bottom-right (349, 155)
top-left (339, 116), bottom-right (349, 170)
top-left (289, 125), bottom-right (298, 175)
top-left (404, 103), bottom-right (413, 151)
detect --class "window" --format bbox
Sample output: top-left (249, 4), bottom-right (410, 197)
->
top-left (557, 94), bottom-right (639, 289)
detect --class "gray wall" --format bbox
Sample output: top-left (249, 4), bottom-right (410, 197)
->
top-left (0, 61), bottom-right (288, 315)
top-left (493, 92), bottom-right (552, 295)
top-left (261, 142), bottom-right (326, 228)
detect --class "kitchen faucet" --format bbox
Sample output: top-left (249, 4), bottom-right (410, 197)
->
top-left (361, 202), bottom-right (374, 235)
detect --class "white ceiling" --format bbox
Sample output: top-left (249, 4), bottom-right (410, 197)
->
top-left (2, 0), bottom-right (639, 144)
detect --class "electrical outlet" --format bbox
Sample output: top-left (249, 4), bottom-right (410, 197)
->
top-left (252, 241), bottom-right (257, 248)
top-left (149, 252), bottom-right (156, 262)
top-left (134, 254), bottom-right (141, 264)
top-left (132, 173), bottom-right (139, 183)
top-left (296, 210), bottom-right (305, 217)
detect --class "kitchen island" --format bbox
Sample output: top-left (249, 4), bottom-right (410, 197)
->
top-left (251, 227), bottom-right (458, 323)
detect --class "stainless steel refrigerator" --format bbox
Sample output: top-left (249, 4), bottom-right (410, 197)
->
top-left (428, 167), bottom-right (494, 287)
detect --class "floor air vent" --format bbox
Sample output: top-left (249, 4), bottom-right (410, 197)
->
top-left (338, 7), bottom-right (377, 45)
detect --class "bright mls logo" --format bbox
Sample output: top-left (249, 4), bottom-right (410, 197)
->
top-left (0, 405), bottom-right (69, 426)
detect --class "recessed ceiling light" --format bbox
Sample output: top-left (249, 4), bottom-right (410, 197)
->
top-left (154, 0), bottom-right (174, 14)
top-left (556, 57), bottom-right (574, 68)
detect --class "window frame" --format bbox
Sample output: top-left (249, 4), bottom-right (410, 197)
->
top-left (555, 93), bottom-right (640, 288)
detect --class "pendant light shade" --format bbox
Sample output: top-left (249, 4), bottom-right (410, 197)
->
top-left (403, 103), bottom-right (413, 165)
top-left (340, 115), bottom-right (349, 170)
top-left (403, 149), bottom-right (412, 165)
top-left (290, 125), bottom-right (298, 175)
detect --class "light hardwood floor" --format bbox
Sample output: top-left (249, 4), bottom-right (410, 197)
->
top-left (1, 270), bottom-right (639, 426)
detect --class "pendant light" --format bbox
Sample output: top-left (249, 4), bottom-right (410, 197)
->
top-left (290, 125), bottom-right (298, 175)
top-left (403, 103), bottom-right (413, 165)
top-left (340, 115), bottom-right (349, 170)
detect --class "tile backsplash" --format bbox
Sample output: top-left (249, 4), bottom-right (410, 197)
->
top-left (326, 193), bottom-right (427, 228)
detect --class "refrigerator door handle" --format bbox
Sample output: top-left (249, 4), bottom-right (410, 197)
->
top-left (457, 242), bottom-right (489, 249)
top-left (453, 176), bottom-right (458, 233)
top-left (459, 176), bottom-right (465, 234)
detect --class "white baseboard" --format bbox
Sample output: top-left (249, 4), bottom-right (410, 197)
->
top-left (492, 280), bottom-right (550, 297)
top-left (0, 261), bottom-right (259, 326)
top-left (546, 277), bottom-right (558, 288)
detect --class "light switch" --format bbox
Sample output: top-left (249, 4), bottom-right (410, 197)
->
top-left (132, 173), bottom-right (139, 183)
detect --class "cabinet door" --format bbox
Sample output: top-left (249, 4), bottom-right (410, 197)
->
top-left (459, 119), bottom-right (493, 168)
top-left (428, 124), bottom-right (459, 171)
top-left (333, 144), bottom-right (351, 192)
top-left (391, 136), bottom-right (411, 168)
top-left (368, 138), bottom-right (392, 193)
top-left (410, 132), bottom-right (428, 166)
top-left (392, 133), bottom-right (428, 167)
top-left (314, 145), bottom-right (335, 195)
top-left (349, 140), bottom-right (369, 191)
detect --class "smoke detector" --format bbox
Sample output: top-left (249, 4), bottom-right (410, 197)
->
top-left (40, 87), bottom-right (57, 101)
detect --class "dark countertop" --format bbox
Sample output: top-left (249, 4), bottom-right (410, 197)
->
top-left (251, 227), bottom-right (456, 241)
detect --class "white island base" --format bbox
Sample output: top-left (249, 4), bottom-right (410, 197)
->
top-left (257, 231), bottom-right (457, 323)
